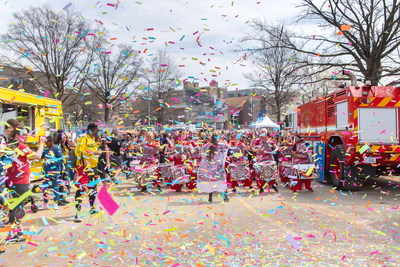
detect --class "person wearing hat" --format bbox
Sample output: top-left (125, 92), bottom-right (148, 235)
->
top-left (251, 130), bottom-right (279, 193)
top-left (290, 135), bottom-right (313, 192)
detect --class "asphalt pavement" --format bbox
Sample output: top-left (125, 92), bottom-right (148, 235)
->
top-left (1, 175), bottom-right (400, 266)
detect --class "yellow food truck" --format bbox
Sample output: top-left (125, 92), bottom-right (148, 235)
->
top-left (0, 87), bottom-right (64, 179)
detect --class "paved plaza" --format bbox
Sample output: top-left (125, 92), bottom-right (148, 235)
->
top-left (2, 176), bottom-right (399, 266)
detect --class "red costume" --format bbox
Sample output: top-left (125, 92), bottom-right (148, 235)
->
top-left (253, 137), bottom-right (278, 191)
top-left (227, 141), bottom-right (252, 189)
top-left (289, 141), bottom-right (313, 192)
top-left (170, 141), bottom-right (193, 192)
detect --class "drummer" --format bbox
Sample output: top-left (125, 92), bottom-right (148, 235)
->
top-left (157, 133), bottom-right (174, 184)
top-left (280, 133), bottom-right (295, 187)
top-left (186, 134), bottom-right (200, 190)
top-left (137, 131), bottom-right (162, 193)
top-left (252, 130), bottom-right (279, 193)
top-left (170, 134), bottom-right (194, 192)
top-left (290, 135), bottom-right (313, 192)
top-left (227, 133), bottom-right (252, 193)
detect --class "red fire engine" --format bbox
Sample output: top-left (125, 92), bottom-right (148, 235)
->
top-left (284, 71), bottom-right (400, 190)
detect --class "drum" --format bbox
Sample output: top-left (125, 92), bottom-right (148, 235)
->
top-left (254, 161), bottom-right (278, 181)
top-left (290, 164), bottom-right (319, 180)
top-left (132, 164), bottom-right (157, 184)
top-left (171, 165), bottom-right (190, 185)
top-left (129, 160), bottom-right (141, 180)
top-left (229, 161), bottom-right (250, 181)
top-left (158, 163), bottom-right (173, 180)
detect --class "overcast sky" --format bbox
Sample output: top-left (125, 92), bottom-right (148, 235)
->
top-left (0, 0), bottom-right (305, 90)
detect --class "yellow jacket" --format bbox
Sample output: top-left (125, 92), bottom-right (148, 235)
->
top-left (75, 134), bottom-right (99, 168)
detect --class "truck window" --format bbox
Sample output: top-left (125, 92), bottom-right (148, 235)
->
top-left (59, 118), bottom-right (65, 131)
top-left (45, 117), bottom-right (57, 137)
top-left (287, 114), bottom-right (292, 128)
top-left (336, 101), bottom-right (348, 129)
top-left (1, 104), bottom-right (35, 131)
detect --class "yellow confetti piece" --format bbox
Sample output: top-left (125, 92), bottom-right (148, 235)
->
top-left (306, 167), bottom-right (314, 176)
top-left (67, 34), bottom-right (75, 41)
top-left (8, 190), bottom-right (33, 210)
top-left (207, 243), bottom-right (215, 255)
top-left (77, 252), bottom-right (86, 259)
top-left (14, 148), bottom-right (25, 156)
top-left (375, 230), bottom-right (387, 236)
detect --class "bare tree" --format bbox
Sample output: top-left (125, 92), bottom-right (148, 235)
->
top-left (142, 50), bottom-right (183, 125)
top-left (86, 45), bottom-right (143, 122)
top-left (1, 6), bottom-right (99, 105)
top-left (258, 0), bottom-right (400, 85)
top-left (242, 24), bottom-right (323, 122)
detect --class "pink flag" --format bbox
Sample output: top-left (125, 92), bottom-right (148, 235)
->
top-left (98, 184), bottom-right (119, 216)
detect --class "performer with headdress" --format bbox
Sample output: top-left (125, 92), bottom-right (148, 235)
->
top-left (197, 134), bottom-right (229, 203)
top-left (289, 135), bottom-right (315, 192)
top-left (252, 130), bottom-right (279, 193)
top-left (227, 133), bottom-right (252, 193)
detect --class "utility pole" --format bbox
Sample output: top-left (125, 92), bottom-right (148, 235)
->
top-left (147, 80), bottom-right (151, 127)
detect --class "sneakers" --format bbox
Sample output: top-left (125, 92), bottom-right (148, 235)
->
top-left (89, 208), bottom-right (99, 214)
top-left (232, 188), bottom-right (237, 193)
top-left (306, 188), bottom-right (314, 192)
top-left (259, 188), bottom-right (264, 194)
top-left (52, 203), bottom-right (59, 210)
top-left (281, 182), bottom-right (289, 188)
top-left (6, 233), bottom-right (26, 244)
top-left (40, 203), bottom-right (48, 210)
top-left (74, 214), bottom-right (82, 223)
top-left (57, 201), bottom-right (66, 207)
top-left (140, 187), bottom-right (147, 193)
top-left (60, 199), bottom-right (70, 204)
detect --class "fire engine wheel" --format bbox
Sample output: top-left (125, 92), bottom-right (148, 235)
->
top-left (329, 145), bottom-right (364, 191)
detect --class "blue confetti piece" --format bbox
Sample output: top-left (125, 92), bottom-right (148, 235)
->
top-left (218, 233), bottom-right (230, 247)
top-left (42, 217), bottom-right (49, 226)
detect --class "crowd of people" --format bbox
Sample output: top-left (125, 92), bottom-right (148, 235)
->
top-left (0, 119), bottom-right (318, 252)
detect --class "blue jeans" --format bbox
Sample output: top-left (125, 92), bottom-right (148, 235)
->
top-left (42, 175), bottom-right (60, 204)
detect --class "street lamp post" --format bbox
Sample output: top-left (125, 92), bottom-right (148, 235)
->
top-left (148, 81), bottom-right (151, 127)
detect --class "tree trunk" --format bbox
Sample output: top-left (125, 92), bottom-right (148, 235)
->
top-left (104, 106), bottom-right (109, 122)
top-left (276, 104), bottom-right (281, 123)
top-left (364, 60), bottom-right (382, 85)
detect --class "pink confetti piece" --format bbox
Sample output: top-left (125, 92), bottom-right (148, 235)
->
top-left (98, 184), bottom-right (119, 216)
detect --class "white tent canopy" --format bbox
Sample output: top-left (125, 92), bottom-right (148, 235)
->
top-left (255, 115), bottom-right (279, 129)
